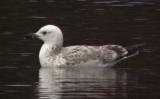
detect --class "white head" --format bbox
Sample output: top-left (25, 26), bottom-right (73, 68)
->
top-left (35, 25), bottom-right (63, 46)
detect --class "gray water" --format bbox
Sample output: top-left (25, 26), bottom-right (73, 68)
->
top-left (0, 0), bottom-right (160, 99)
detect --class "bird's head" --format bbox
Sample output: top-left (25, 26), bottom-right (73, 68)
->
top-left (26, 25), bottom-right (63, 45)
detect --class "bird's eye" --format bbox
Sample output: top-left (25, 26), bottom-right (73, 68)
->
top-left (42, 31), bottom-right (47, 35)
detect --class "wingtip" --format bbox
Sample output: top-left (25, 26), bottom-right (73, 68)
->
top-left (126, 43), bottom-right (146, 50)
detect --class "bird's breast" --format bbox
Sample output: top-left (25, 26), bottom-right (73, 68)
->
top-left (39, 45), bottom-right (66, 67)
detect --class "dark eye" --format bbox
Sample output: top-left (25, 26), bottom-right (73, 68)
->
top-left (42, 31), bottom-right (47, 35)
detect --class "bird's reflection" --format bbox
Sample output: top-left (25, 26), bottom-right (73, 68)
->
top-left (37, 67), bottom-right (128, 99)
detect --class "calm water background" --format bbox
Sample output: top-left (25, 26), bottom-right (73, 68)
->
top-left (0, 0), bottom-right (160, 99)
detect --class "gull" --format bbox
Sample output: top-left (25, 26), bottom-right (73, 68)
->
top-left (26, 25), bottom-right (139, 67)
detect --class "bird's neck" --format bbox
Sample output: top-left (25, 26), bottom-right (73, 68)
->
top-left (39, 43), bottom-right (62, 66)
top-left (39, 42), bottom-right (62, 66)
top-left (40, 43), bottom-right (62, 57)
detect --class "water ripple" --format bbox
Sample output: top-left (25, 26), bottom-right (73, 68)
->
top-left (8, 52), bottom-right (33, 56)
top-left (93, 0), bottom-right (120, 4)
top-left (128, 1), bottom-right (155, 5)
top-left (134, 18), bottom-right (148, 21)
top-left (28, 16), bottom-right (48, 19)
top-left (5, 84), bottom-right (32, 87)
top-left (29, 0), bottom-right (55, 3)
top-left (109, 4), bottom-right (135, 7)
top-left (0, 17), bottom-right (8, 19)
top-left (1, 32), bottom-right (14, 35)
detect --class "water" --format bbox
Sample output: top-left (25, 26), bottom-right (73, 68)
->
top-left (0, 0), bottom-right (160, 99)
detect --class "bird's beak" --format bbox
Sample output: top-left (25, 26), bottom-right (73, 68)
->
top-left (24, 33), bottom-right (39, 39)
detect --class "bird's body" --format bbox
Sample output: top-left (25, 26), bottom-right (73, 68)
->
top-left (39, 44), bottom-right (128, 67)
top-left (28, 25), bottom-right (132, 67)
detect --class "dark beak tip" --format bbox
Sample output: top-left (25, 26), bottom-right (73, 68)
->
top-left (24, 33), bottom-right (36, 39)
top-left (24, 35), bottom-right (31, 39)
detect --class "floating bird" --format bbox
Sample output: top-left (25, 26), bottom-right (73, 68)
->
top-left (26, 25), bottom-right (139, 67)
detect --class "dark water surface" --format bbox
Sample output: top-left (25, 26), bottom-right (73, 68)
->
top-left (0, 0), bottom-right (160, 99)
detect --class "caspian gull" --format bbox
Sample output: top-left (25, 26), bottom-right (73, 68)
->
top-left (26, 25), bottom-right (138, 67)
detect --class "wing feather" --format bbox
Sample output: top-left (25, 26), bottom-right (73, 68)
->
top-left (61, 46), bottom-right (99, 65)
top-left (61, 45), bottom-right (128, 65)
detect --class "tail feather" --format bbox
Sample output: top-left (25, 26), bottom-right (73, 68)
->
top-left (104, 45), bottom-right (128, 57)
top-left (114, 50), bottom-right (139, 64)
top-left (102, 43), bottom-right (146, 64)
top-left (111, 43), bottom-right (146, 63)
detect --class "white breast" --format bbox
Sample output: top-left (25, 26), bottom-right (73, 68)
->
top-left (39, 44), bottom-right (66, 67)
